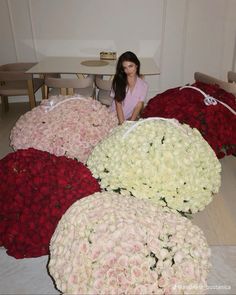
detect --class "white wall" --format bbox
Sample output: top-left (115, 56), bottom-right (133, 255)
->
top-left (0, 0), bottom-right (236, 101)
top-left (161, 0), bottom-right (236, 90)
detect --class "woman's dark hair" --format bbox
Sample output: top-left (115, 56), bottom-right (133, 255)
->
top-left (112, 51), bottom-right (140, 102)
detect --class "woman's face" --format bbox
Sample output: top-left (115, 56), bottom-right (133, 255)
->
top-left (122, 61), bottom-right (137, 77)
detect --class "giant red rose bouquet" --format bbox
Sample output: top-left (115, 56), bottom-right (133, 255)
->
top-left (0, 148), bottom-right (100, 258)
top-left (141, 82), bottom-right (236, 158)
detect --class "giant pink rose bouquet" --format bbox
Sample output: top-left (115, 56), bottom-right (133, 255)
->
top-left (10, 96), bottom-right (118, 163)
top-left (49, 192), bottom-right (211, 295)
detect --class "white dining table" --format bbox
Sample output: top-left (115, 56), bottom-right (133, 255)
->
top-left (26, 56), bottom-right (160, 107)
top-left (27, 56), bottom-right (160, 75)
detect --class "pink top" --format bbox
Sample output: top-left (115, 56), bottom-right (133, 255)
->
top-left (110, 77), bottom-right (148, 120)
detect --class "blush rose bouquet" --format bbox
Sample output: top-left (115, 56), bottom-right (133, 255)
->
top-left (141, 82), bottom-right (236, 158)
top-left (49, 192), bottom-right (211, 295)
top-left (87, 119), bottom-right (221, 215)
top-left (10, 96), bottom-right (118, 163)
top-left (0, 148), bottom-right (100, 258)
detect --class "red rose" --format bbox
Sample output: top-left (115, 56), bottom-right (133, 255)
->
top-left (141, 82), bottom-right (236, 158)
top-left (0, 148), bottom-right (100, 258)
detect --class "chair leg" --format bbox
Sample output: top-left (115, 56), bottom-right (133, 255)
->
top-left (44, 85), bottom-right (49, 99)
top-left (41, 84), bottom-right (47, 100)
top-left (1, 96), bottom-right (9, 112)
top-left (40, 74), bottom-right (47, 100)
top-left (92, 88), bottom-right (97, 99)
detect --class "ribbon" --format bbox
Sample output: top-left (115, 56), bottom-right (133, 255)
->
top-left (122, 117), bottom-right (188, 138)
top-left (42, 95), bottom-right (86, 112)
top-left (179, 85), bottom-right (236, 115)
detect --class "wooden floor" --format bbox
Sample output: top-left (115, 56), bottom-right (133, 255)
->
top-left (0, 102), bottom-right (236, 294)
top-left (192, 155), bottom-right (236, 245)
top-left (0, 102), bottom-right (31, 159)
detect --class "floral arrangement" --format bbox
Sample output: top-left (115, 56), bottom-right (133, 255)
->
top-left (10, 96), bottom-right (118, 163)
top-left (141, 82), bottom-right (236, 158)
top-left (49, 192), bottom-right (211, 295)
top-left (0, 148), bottom-right (100, 258)
top-left (87, 119), bottom-right (221, 215)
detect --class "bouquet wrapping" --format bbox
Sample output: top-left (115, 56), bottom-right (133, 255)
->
top-left (10, 96), bottom-right (118, 163)
top-left (49, 192), bottom-right (211, 295)
top-left (87, 119), bottom-right (221, 215)
top-left (0, 148), bottom-right (100, 258)
top-left (141, 82), bottom-right (236, 158)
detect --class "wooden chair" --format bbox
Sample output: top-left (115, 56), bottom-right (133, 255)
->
top-left (95, 75), bottom-right (113, 106)
top-left (0, 62), bottom-right (44, 112)
top-left (45, 74), bottom-right (95, 98)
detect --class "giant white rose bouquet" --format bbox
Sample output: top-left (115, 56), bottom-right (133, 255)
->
top-left (10, 96), bottom-right (118, 163)
top-left (87, 118), bottom-right (221, 214)
top-left (49, 192), bottom-right (211, 295)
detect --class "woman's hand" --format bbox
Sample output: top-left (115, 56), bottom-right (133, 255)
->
top-left (129, 101), bottom-right (144, 121)
top-left (115, 100), bottom-right (125, 124)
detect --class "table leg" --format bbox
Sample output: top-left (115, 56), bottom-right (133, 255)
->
top-left (27, 79), bottom-right (36, 109)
